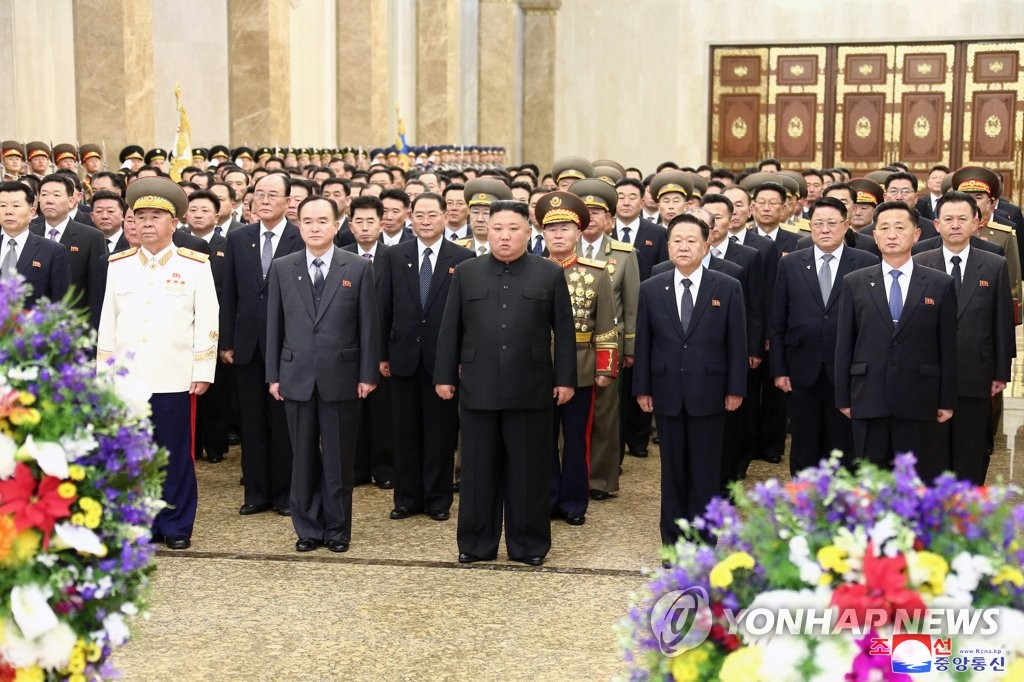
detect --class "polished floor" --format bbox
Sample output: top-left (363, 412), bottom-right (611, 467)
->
top-left (116, 350), bottom-right (1024, 680)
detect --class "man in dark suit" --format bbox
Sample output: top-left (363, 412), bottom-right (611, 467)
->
top-left (880, 172), bottom-right (939, 241)
top-left (379, 192), bottom-right (474, 522)
top-left (220, 172), bottom-right (303, 517)
top-left (435, 200), bottom-right (576, 567)
top-left (914, 192), bottom-right (1014, 484)
top-left (613, 178), bottom-right (668, 280)
top-left (343, 195), bottom-right (394, 488)
top-left (0, 181), bottom-right (70, 307)
top-left (914, 165), bottom-right (949, 222)
top-left (771, 198), bottom-right (879, 474)
top-left (31, 174), bottom-right (105, 324)
top-left (209, 182), bottom-right (247, 238)
top-left (633, 213), bottom-right (747, 547)
top-left (795, 183), bottom-right (879, 256)
top-left (266, 196), bottom-right (379, 553)
top-left (835, 201), bottom-right (957, 473)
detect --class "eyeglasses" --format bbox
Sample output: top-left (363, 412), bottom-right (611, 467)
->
top-left (753, 200), bottom-right (783, 208)
top-left (939, 216), bottom-right (973, 226)
top-left (886, 187), bottom-right (916, 197)
top-left (253, 191), bottom-right (284, 201)
top-left (810, 220), bottom-right (844, 229)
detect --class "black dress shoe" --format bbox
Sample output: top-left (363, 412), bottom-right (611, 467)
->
top-left (427, 509), bottom-right (450, 521)
top-left (375, 479), bottom-right (394, 490)
top-left (389, 507), bottom-right (417, 520)
top-left (550, 507), bottom-right (566, 520)
top-left (589, 489), bottom-right (611, 501)
top-left (565, 513), bottom-right (586, 526)
top-left (295, 539), bottom-right (318, 552)
top-left (239, 503), bottom-right (271, 515)
top-left (206, 453), bottom-right (224, 464)
top-left (511, 555), bottom-right (544, 566)
top-left (630, 449), bottom-right (649, 458)
top-left (150, 532), bottom-right (165, 543)
top-left (325, 539), bottom-right (349, 553)
top-left (274, 506), bottom-right (291, 517)
top-left (227, 431), bottom-right (241, 445)
top-left (165, 537), bottom-right (191, 550)
top-left (458, 552), bottom-right (494, 564)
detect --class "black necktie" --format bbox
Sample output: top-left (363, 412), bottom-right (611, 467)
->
top-left (951, 255), bottom-right (962, 294)
top-left (311, 258), bottom-right (325, 311)
top-left (621, 226), bottom-right (632, 244)
top-left (533, 235), bottom-right (544, 254)
top-left (419, 247), bottom-right (433, 309)
top-left (680, 278), bottom-right (693, 332)
top-left (729, 235), bottom-right (738, 244)
top-left (214, 225), bottom-right (223, 238)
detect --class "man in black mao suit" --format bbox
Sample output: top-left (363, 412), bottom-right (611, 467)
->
top-left (633, 213), bottom-right (747, 547)
top-left (835, 201), bottom-right (957, 475)
top-left (379, 192), bottom-right (474, 521)
top-left (435, 200), bottom-right (576, 567)
top-left (771, 198), bottom-right (878, 474)
top-left (0, 182), bottom-right (70, 307)
top-left (266, 196), bottom-right (379, 552)
top-left (913, 192), bottom-right (1014, 484)
top-left (220, 173), bottom-right (304, 516)
top-left (31, 174), bottom-right (105, 324)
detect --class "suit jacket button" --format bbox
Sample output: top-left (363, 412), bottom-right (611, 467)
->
top-left (500, 323), bottom-right (506, 329)
top-left (416, 336), bottom-right (423, 342)
top-left (823, 314), bottom-right (829, 319)
top-left (501, 345), bottom-right (507, 350)
top-left (259, 294), bottom-right (265, 300)
top-left (683, 344), bottom-right (688, 349)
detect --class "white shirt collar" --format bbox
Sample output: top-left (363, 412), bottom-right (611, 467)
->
top-left (1, 228), bottom-right (30, 255)
top-left (813, 243), bottom-right (844, 263)
top-left (417, 237), bottom-right (442, 261)
top-left (616, 216), bottom-right (640, 232)
top-left (357, 242), bottom-right (378, 258)
top-left (882, 258), bottom-right (914, 281)
top-left (104, 227), bottom-right (123, 249)
top-left (444, 225), bottom-right (467, 240)
top-left (43, 215), bottom-right (71, 238)
top-left (756, 223), bottom-right (779, 240)
top-left (259, 217), bottom-right (287, 235)
top-left (306, 247), bottom-right (334, 270)
top-left (581, 233), bottom-right (605, 255)
top-left (674, 265), bottom-right (703, 292)
top-left (472, 238), bottom-right (489, 255)
top-left (710, 238), bottom-right (729, 258)
top-left (942, 244), bottom-right (970, 268)
top-left (192, 229), bottom-right (215, 243)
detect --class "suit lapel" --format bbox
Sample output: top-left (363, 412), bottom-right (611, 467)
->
top-left (402, 245), bottom-right (421, 306)
top-left (826, 250), bottom-right (858, 310)
top-left (798, 250), bottom-right (825, 310)
top-left (16, 235), bottom-right (41, 270)
top-left (957, 257), bottom-right (981, 317)
top-left (659, 278), bottom-right (685, 340)
top-left (425, 241), bottom-right (453, 311)
top-left (248, 226), bottom-right (266, 288)
top-left (866, 267), bottom-right (895, 331)
top-left (894, 268), bottom-right (926, 335)
top-left (314, 248), bottom-right (345, 324)
top-left (684, 272), bottom-right (716, 339)
top-left (59, 223), bottom-right (76, 247)
top-left (293, 256), bottom-right (316, 320)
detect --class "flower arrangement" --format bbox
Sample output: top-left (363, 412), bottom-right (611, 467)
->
top-left (0, 276), bottom-right (166, 681)
top-left (619, 452), bottom-right (1024, 681)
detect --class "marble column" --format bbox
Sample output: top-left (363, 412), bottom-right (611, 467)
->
top-left (336, 0), bottom-right (391, 145)
top-left (73, 0), bottom-right (153, 154)
top-left (477, 0), bottom-right (522, 162)
top-left (519, 0), bottom-right (560, 169)
top-left (416, 0), bottom-right (462, 144)
top-left (227, 0), bottom-right (290, 146)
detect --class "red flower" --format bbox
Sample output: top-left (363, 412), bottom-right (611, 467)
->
top-left (831, 543), bottom-right (926, 630)
top-left (0, 462), bottom-right (74, 547)
top-left (0, 657), bottom-right (14, 682)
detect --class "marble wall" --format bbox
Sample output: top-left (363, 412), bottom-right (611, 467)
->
top-left (227, 0), bottom-right (290, 147)
top-left (290, 0), bottom-right (336, 146)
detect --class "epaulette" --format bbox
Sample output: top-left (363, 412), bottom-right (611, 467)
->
top-left (780, 223), bottom-right (800, 234)
top-left (609, 240), bottom-right (633, 252)
top-left (577, 257), bottom-right (607, 269)
top-left (108, 247), bottom-right (137, 263)
top-left (177, 246), bottom-right (210, 262)
top-left (987, 220), bottom-right (1013, 234)
top-left (454, 238), bottom-right (474, 249)
top-left (794, 218), bottom-right (811, 232)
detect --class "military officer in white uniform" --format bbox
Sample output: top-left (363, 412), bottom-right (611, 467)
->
top-left (97, 176), bottom-right (219, 550)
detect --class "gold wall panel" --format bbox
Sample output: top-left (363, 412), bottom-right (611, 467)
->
top-left (710, 47), bottom-right (769, 168)
top-left (892, 44), bottom-right (955, 170)
top-left (766, 46), bottom-right (827, 167)
top-left (834, 46), bottom-right (895, 171)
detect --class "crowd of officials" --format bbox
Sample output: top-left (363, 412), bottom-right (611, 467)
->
top-left (0, 139), bottom-right (1020, 560)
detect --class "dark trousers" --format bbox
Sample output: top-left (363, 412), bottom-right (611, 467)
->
top-left (655, 408), bottom-right (724, 547)
top-left (151, 392), bottom-right (198, 539)
top-left (746, 363), bottom-right (787, 462)
top-left (951, 396), bottom-right (993, 485)
top-left (619, 365), bottom-right (653, 457)
top-left (194, 359), bottom-right (229, 459)
top-left (851, 416), bottom-right (948, 479)
top-left (354, 376), bottom-right (395, 485)
top-left (720, 408), bottom-right (744, 494)
top-left (284, 388), bottom-right (359, 543)
top-left (551, 386), bottom-right (594, 517)
top-left (236, 357), bottom-right (293, 508)
top-left (457, 406), bottom-right (552, 560)
top-left (392, 367), bottom-right (458, 513)
top-left (788, 367), bottom-right (854, 475)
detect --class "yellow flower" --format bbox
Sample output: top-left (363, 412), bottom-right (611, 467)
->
top-left (669, 645), bottom-right (711, 682)
top-left (58, 482), bottom-right (77, 499)
top-left (84, 512), bottom-right (101, 530)
top-left (86, 642), bottom-right (102, 662)
top-left (710, 552), bottom-right (755, 590)
top-left (14, 665), bottom-right (44, 682)
top-left (8, 407), bottom-right (40, 426)
top-left (0, 529), bottom-right (40, 567)
top-left (818, 545), bottom-right (851, 574)
top-left (819, 573), bottom-right (834, 586)
top-left (993, 566), bottom-right (1024, 588)
top-left (719, 646), bottom-right (763, 682)
top-left (17, 391), bottom-right (35, 406)
top-left (68, 465), bottom-right (86, 481)
top-left (909, 551), bottom-right (948, 596)
top-left (1004, 658), bottom-right (1024, 681)
top-left (68, 676), bottom-right (86, 682)
top-left (0, 515), bottom-right (16, 563)
top-left (71, 513), bottom-right (86, 526)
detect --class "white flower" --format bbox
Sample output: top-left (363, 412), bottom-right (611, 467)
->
top-left (121, 602), bottom-right (139, 616)
top-left (59, 431), bottom-right (98, 462)
top-left (832, 527), bottom-right (867, 577)
top-left (789, 535), bottom-right (811, 560)
top-left (7, 366), bottom-right (39, 382)
top-left (869, 513), bottom-right (914, 557)
top-left (53, 523), bottom-right (106, 556)
top-left (103, 612), bottom-right (131, 646)
top-left (759, 637), bottom-right (810, 682)
top-left (0, 619), bottom-right (40, 667)
top-left (17, 436), bottom-right (68, 479)
top-left (10, 584), bottom-right (58, 640)
top-left (113, 374), bottom-right (152, 421)
top-left (36, 622), bottom-right (76, 670)
top-left (788, 536), bottom-right (823, 586)
top-left (809, 637), bottom-right (857, 681)
top-left (799, 561), bottom-right (823, 585)
top-left (0, 431), bottom-right (16, 479)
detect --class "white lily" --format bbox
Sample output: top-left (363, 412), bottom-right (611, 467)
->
top-left (10, 584), bottom-right (58, 641)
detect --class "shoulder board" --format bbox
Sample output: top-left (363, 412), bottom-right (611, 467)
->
top-left (454, 239), bottom-right (473, 248)
top-left (177, 247), bottom-right (210, 262)
top-left (780, 223), bottom-right (801, 234)
top-left (108, 247), bottom-right (138, 263)
top-left (609, 240), bottom-right (633, 252)
top-left (987, 220), bottom-right (1013, 234)
top-left (577, 257), bottom-right (606, 269)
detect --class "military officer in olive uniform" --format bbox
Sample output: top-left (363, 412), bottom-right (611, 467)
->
top-left (97, 176), bottom-right (219, 550)
top-left (569, 178), bottom-right (640, 499)
top-left (537, 191), bottom-right (618, 526)
top-left (1, 141), bottom-right (23, 181)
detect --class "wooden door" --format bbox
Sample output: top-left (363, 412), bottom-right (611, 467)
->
top-left (833, 46), bottom-right (896, 173)
top-left (709, 48), bottom-right (769, 169)
top-left (765, 46), bottom-right (828, 168)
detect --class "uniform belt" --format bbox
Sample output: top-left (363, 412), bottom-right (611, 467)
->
top-left (576, 332), bottom-right (592, 343)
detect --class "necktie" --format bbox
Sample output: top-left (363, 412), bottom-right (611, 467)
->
top-left (533, 235), bottom-right (544, 254)
top-left (621, 226), bottom-right (632, 245)
top-left (729, 235), bottom-right (738, 244)
top-left (889, 270), bottom-right (903, 324)
top-left (419, 247), bottom-right (433, 308)
top-left (585, 243), bottom-right (594, 259)
top-left (1, 239), bottom-right (17, 276)
top-left (950, 255), bottom-right (962, 294)
top-left (711, 247), bottom-right (722, 259)
top-left (362, 252), bottom-right (372, 261)
top-left (48, 228), bottom-right (59, 241)
top-left (449, 232), bottom-right (458, 241)
top-left (311, 257), bottom-right (325, 310)
top-left (261, 231), bottom-right (274, 279)
top-left (818, 253), bottom-right (834, 305)
top-left (680, 278), bottom-right (694, 332)
top-left (477, 245), bottom-right (486, 256)
top-left (214, 225), bottom-right (223, 238)
top-left (106, 238), bottom-right (114, 253)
